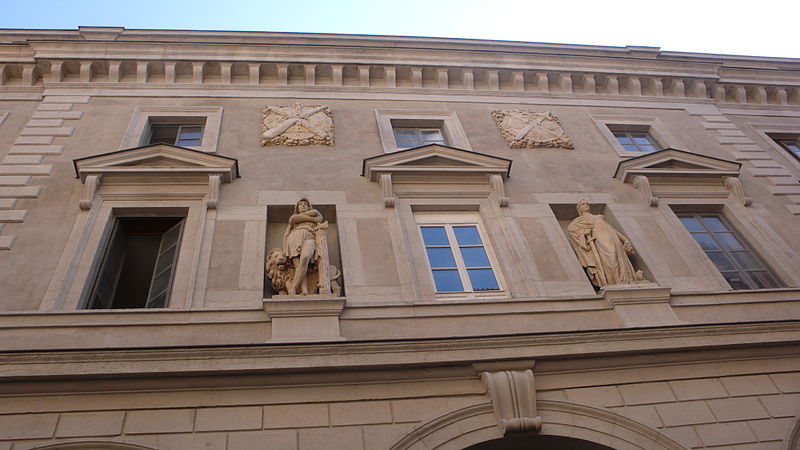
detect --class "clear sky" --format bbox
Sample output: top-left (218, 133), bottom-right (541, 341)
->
top-left (3, 0), bottom-right (798, 58)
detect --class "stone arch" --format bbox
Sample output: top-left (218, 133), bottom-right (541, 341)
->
top-left (789, 417), bottom-right (800, 450)
top-left (33, 442), bottom-right (156, 450)
top-left (389, 400), bottom-right (688, 450)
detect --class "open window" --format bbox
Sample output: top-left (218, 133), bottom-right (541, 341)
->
top-left (87, 216), bottom-right (185, 309)
top-left (40, 144), bottom-right (239, 312)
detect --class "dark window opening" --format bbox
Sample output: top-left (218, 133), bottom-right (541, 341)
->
top-left (87, 217), bottom-right (184, 309)
top-left (147, 124), bottom-right (204, 147)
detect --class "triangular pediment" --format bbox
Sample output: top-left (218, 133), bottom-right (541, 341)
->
top-left (614, 148), bottom-right (741, 183)
top-left (73, 144), bottom-right (240, 182)
top-left (362, 144), bottom-right (512, 181)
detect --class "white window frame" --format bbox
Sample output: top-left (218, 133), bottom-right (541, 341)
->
top-left (375, 109), bottom-right (472, 153)
top-left (120, 106), bottom-right (223, 152)
top-left (591, 114), bottom-right (683, 157)
top-left (415, 212), bottom-right (506, 300)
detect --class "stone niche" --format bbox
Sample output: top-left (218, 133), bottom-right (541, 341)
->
top-left (264, 203), bottom-right (343, 298)
top-left (550, 203), bottom-right (653, 291)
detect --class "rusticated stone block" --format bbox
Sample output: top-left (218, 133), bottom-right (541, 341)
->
top-left (0, 413), bottom-right (58, 439)
top-left (195, 406), bottom-right (262, 431)
top-left (124, 409), bottom-right (195, 434)
top-left (55, 411), bottom-right (124, 437)
top-left (263, 403), bottom-right (329, 429)
top-left (330, 400), bottom-right (392, 426)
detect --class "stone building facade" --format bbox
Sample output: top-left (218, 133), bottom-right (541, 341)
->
top-left (0, 27), bottom-right (799, 450)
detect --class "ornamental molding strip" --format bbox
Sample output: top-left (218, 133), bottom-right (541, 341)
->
top-left (491, 110), bottom-right (573, 149)
top-left (361, 144), bottom-right (512, 207)
top-left (2, 56), bottom-right (799, 106)
top-left (260, 104), bottom-right (334, 146)
top-left (613, 148), bottom-right (747, 205)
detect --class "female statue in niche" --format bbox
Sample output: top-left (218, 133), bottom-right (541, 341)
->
top-left (567, 199), bottom-right (644, 288)
top-left (283, 197), bottom-right (325, 295)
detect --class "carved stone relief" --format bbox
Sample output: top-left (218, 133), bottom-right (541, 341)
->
top-left (265, 198), bottom-right (341, 296)
top-left (567, 199), bottom-right (647, 288)
top-left (260, 104), bottom-right (334, 146)
top-left (491, 110), bottom-right (573, 149)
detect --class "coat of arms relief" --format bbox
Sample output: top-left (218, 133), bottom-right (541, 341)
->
top-left (491, 110), bottom-right (573, 149)
top-left (260, 104), bottom-right (334, 146)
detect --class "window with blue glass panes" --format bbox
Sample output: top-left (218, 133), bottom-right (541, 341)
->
top-left (419, 222), bottom-right (500, 294)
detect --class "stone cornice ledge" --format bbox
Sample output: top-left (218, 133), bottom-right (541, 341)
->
top-left (0, 320), bottom-right (798, 380)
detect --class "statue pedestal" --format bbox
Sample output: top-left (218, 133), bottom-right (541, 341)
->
top-left (263, 295), bottom-right (346, 342)
top-left (602, 284), bottom-right (686, 328)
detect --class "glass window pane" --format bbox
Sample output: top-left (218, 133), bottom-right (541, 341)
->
top-left (691, 233), bottom-right (719, 251)
top-left (426, 247), bottom-right (457, 268)
top-left (731, 251), bottom-right (762, 270)
top-left (614, 134), bottom-right (632, 144)
top-left (467, 269), bottom-right (499, 291)
top-left (716, 233), bottom-right (744, 251)
top-left (146, 292), bottom-right (167, 309)
top-left (701, 216), bottom-right (728, 232)
top-left (640, 145), bottom-right (658, 152)
top-left (421, 226), bottom-right (449, 245)
top-left (634, 136), bottom-right (654, 145)
top-left (149, 125), bottom-right (179, 145)
top-left (394, 128), bottom-right (419, 147)
top-left (453, 226), bottom-right (482, 245)
top-left (149, 269), bottom-right (171, 297)
top-left (623, 144), bottom-right (641, 152)
top-left (460, 246), bottom-right (490, 267)
top-left (432, 270), bottom-right (463, 292)
top-left (177, 138), bottom-right (202, 146)
top-left (178, 127), bottom-right (203, 139)
top-left (680, 217), bottom-right (704, 232)
top-left (154, 246), bottom-right (178, 274)
top-left (420, 129), bottom-right (445, 144)
top-left (748, 271), bottom-right (779, 289)
top-left (722, 272), bottom-right (749, 290)
top-left (707, 252), bottom-right (735, 271)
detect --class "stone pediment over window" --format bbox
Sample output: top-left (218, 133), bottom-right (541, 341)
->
top-left (613, 148), bottom-right (749, 206)
top-left (362, 144), bottom-right (512, 207)
top-left (73, 144), bottom-right (240, 210)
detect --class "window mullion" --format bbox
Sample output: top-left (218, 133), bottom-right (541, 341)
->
top-left (445, 225), bottom-right (472, 292)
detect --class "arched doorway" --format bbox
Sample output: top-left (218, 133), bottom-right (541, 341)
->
top-left (390, 400), bottom-right (687, 450)
top-left (465, 433), bottom-right (615, 450)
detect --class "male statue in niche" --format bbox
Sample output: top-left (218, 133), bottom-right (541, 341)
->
top-left (266, 198), bottom-right (341, 296)
top-left (567, 199), bottom-right (645, 288)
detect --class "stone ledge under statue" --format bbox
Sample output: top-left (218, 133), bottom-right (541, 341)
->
top-left (263, 295), bottom-right (346, 342)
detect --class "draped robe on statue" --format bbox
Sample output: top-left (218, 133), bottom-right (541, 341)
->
top-left (567, 213), bottom-right (637, 287)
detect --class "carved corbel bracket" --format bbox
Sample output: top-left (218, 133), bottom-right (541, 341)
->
top-left (207, 174), bottom-right (221, 209)
top-left (479, 369), bottom-right (542, 434)
top-left (489, 174), bottom-right (510, 207)
top-left (79, 174), bottom-right (101, 210)
top-left (379, 173), bottom-right (395, 208)
top-left (723, 176), bottom-right (752, 207)
top-left (632, 175), bottom-right (658, 206)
